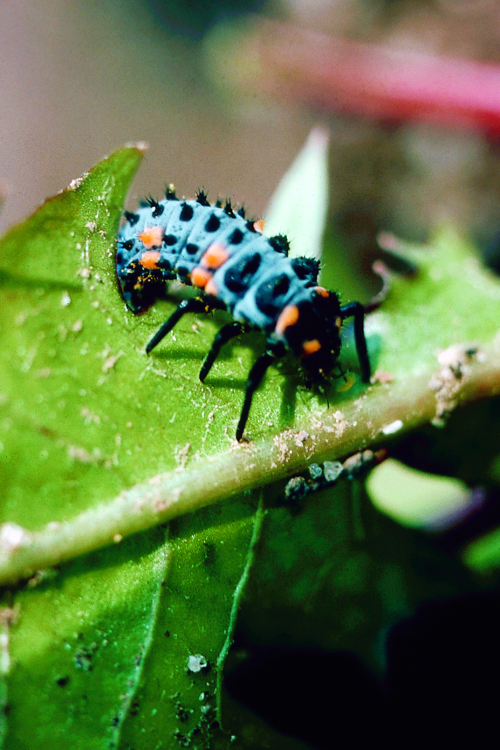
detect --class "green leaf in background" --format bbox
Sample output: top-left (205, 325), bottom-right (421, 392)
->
top-left (233, 480), bottom-right (474, 674)
top-left (367, 458), bottom-right (470, 529)
top-left (368, 227), bottom-right (500, 374)
top-left (264, 126), bottom-right (330, 260)
top-left (363, 229), bottom-right (500, 558)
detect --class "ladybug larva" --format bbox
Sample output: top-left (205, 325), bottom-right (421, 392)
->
top-left (116, 187), bottom-right (370, 440)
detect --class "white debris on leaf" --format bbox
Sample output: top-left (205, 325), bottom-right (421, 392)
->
top-left (323, 461), bottom-right (343, 482)
top-left (187, 654), bottom-right (208, 673)
top-left (67, 175), bottom-right (85, 191)
top-left (381, 419), bottom-right (404, 436)
top-left (294, 430), bottom-right (310, 447)
top-left (430, 344), bottom-right (478, 426)
top-left (0, 523), bottom-right (31, 554)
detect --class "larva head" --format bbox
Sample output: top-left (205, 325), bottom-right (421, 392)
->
top-left (274, 288), bottom-right (343, 380)
top-left (116, 237), bottom-right (166, 313)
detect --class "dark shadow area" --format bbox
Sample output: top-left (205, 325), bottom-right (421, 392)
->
top-left (225, 590), bottom-right (500, 748)
top-left (225, 645), bottom-right (388, 749)
top-left (386, 591), bottom-right (500, 745)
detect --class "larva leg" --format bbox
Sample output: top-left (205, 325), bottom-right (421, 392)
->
top-left (236, 350), bottom-right (277, 441)
top-left (145, 298), bottom-right (208, 353)
top-left (199, 322), bottom-right (249, 382)
top-left (339, 302), bottom-right (370, 382)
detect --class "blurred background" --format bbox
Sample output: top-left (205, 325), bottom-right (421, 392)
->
top-left (4, 0), bottom-right (500, 294)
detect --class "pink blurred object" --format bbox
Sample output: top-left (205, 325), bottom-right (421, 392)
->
top-left (239, 19), bottom-right (500, 134)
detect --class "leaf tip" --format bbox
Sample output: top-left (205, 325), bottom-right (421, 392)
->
top-left (306, 124), bottom-right (330, 152)
top-left (124, 140), bottom-right (149, 154)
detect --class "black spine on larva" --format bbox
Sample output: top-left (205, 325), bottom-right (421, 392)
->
top-left (165, 185), bottom-right (177, 200)
top-left (196, 190), bottom-right (210, 206)
top-left (145, 196), bottom-right (164, 218)
top-left (290, 257), bottom-right (321, 283)
top-left (269, 234), bottom-right (290, 256)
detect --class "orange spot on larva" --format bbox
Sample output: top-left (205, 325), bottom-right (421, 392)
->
top-left (314, 286), bottom-right (330, 298)
top-left (205, 278), bottom-right (219, 296)
top-left (254, 219), bottom-right (265, 233)
top-left (275, 305), bottom-right (300, 336)
top-left (191, 267), bottom-right (212, 289)
top-left (201, 243), bottom-right (230, 270)
top-left (138, 225), bottom-right (163, 249)
top-left (301, 339), bottom-right (322, 357)
top-left (139, 250), bottom-right (161, 270)
top-left (335, 316), bottom-right (342, 331)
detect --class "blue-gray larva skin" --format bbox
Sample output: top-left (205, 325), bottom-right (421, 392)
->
top-left (117, 191), bottom-right (342, 366)
top-left (116, 189), bottom-right (370, 439)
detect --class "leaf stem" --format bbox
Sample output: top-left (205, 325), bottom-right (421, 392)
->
top-left (1, 339), bottom-right (500, 586)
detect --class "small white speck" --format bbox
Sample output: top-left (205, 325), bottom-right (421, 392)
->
top-left (68, 175), bottom-right (84, 190)
top-left (381, 419), bottom-right (403, 435)
top-left (187, 654), bottom-right (207, 673)
top-left (0, 523), bottom-right (30, 553)
top-left (61, 292), bottom-right (71, 307)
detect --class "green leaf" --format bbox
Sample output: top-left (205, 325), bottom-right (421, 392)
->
top-left (264, 126), bottom-right (330, 260)
top-left (462, 524), bottom-right (500, 574)
top-left (369, 226), bottom-right (500, 377)
top-left (118, 494), bottom-right (263, 749)
top-left (231, 479), bottom-right (475, 683)
top-left (5, 528), bottom-right (169, 749)
top-left (2, 142), bottom-right (500, 747)
top-left (0, 143), bottom-right (148, 532)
